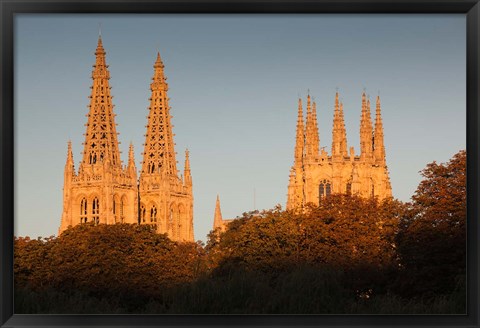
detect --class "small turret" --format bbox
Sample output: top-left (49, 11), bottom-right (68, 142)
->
top-left (184, 148), bottom-right (192, 186)
top-left (374, 96), bottom-right (386, 165)
top-left (213, 195), bottom-right (223, 230)
top-left (305, 94), bottom-right (320, 160)
top-left (294, 98), bottom-right (305, 167)
top-left (359, 92), bottom-right (373, 161)
top-left (331, 92), bottom-right (348, 160)
top-left (311, 100), bottom-right (320, 157)
top-left (65, 141), bottom-right (74, 171)
top-left (127, 142), bottom-right (137, 180)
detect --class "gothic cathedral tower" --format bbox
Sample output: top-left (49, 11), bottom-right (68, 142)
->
top-left (286, 92), bottom-right (392, 210)
top-left (138, 53), bottom-right (194, 242)
top-left (59, 36), bottom-right (138, 233)
top-left (60, 37), bottom-right (194, 242)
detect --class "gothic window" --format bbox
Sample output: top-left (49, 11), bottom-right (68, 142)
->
top-left (169, 208), bottom-right (174, 232)
top-left (319, 179), bottom-right (332, 202)
top-left (141, 204), bottom-right (146, 223)
top-left (80, 198), bottom-right (88, 223)
top-left (120, 198), bottom-right (125, 222)
top-left (346, 182), bottom-right (352, 195)
top-left (326, 183), bottom-right (331, 196)
top-left (92, 197), bottom-right (100, 225)
top-left (113, 197), bottom-right (117, 222)
top-left (150, 205), bottom-right (157, 223)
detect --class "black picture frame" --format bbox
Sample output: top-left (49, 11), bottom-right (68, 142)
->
top-left (1, 0), bottom-right (479, 327)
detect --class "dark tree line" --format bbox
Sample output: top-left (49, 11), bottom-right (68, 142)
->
top-left (14, 151), bottom-right (466, 314)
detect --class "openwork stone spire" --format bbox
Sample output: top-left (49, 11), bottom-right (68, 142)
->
top-left (60, 36), bottom-right (138, 235)
top-left (80, 36), bottom-right (122, 169)
top-left (138, 51), bottom-right (194, 242)
top-left (141, 52), bottom-right (178, 176)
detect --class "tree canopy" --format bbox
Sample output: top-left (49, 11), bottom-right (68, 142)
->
top-left (14, 150), bottom-right (466, 313)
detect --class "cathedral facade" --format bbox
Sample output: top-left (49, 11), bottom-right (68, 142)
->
top-left (59, 37), bottom-right (194, 242)
top-left (286, 92), bottom-right (392, 210)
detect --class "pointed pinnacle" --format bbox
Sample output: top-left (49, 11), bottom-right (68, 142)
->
top-left (184, 148), bottom-right (191, 171)
top-left (376, 96), bottom-right (382, 119)
top-left (154, 52), bottom-right (164, 67)
top-left (96, 35), bottom-right (104, 50)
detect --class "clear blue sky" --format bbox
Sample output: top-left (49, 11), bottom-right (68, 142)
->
top-left (14, 14), bottom-right (466, 242)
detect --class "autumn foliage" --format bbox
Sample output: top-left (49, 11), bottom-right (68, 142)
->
top-left (14, 151), bottom-right (466, 314)
top-left (394, 150), bottom-right (466, 297)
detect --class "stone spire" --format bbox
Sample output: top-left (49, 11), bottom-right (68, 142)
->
top-left (331, 92), bottom-right (348, 160)
top-left (294, 98), bottom-right (305, 167)
top-left (184, 149), bottom-right (192, 186)
top-left (359, 92), bottom-right (373, 160)
top-left (374, 96), bottom-right (386, 164)
top-left (80, 36), bottom-right (122, 169)
top-left (311, 100), bottom-right (320, 156)
top-left (127, 142), bottom-right (137, 178)
top-left (141, 52), bottom-right (178, 176)
top-left (305, 94), bottom-right (319, 159)
top-left (339, 102), bottom-right (348, 156)
top-left (213, 195), bottom-right (223, 230)
top-left (65, 140), bottom-right (74, 171)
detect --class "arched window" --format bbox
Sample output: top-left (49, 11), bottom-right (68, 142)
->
top-left (80, 198), bottom-right (88, 223)
top-left (120, 197), bottom-right (125, 223)
top-left (169, 207), bottom-right (174, 235)
top-left (371, 184), bottom-right (375, 198)
top-left (346, 182), bottom-right (352, 195)
top-left (150, 205), bottom-right (157, 223)
top-left (140, 204), bottom-right (146, 223)
top-left (92, 197), bottom-right (100, 224)
top-left (319, 179), bottom-right (332, 202)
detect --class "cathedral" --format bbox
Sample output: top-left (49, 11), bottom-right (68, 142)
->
top-left (59, 36), bottom-right (194, 242)
top-left (286, 92), bottom-right (392, 210)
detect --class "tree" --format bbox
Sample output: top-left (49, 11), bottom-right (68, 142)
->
top-left (14, 223), bottom-right (207, 307)
top-left (395, 150), bottom-right (466, 297)
top-left (206, 196), bottom-right (405, 298)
